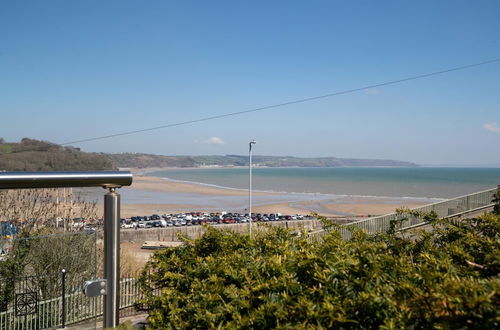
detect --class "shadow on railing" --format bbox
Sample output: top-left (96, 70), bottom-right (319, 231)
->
top-left (308, 188), bottom-right (497, 242)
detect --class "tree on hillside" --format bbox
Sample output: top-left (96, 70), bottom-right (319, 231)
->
top-left (0, 138), bottom-right (115, 171)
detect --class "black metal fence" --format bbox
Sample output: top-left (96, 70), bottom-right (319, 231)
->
top-left (0, 272), bottom-right (145, 329)
top-left (1, 271), bottom-right (65, 329)
top-left (0, 231), bottom-right (98, 329)
top-left (0, 230), bottom-right (152, 329)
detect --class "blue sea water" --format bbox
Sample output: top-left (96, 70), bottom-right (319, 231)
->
top-left (149, 167), bottom-right (500, 199)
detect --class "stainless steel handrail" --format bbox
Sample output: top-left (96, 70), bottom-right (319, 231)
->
top-left (0, 171), bottom-right (132, 189)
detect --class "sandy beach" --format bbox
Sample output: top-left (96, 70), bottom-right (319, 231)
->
top-left (111, 171), bottom-right (427, 218)
top-left (127, 173), bottom-right (267, 196)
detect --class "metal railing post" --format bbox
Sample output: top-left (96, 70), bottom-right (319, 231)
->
top-left (61, 269), bottom-right (66, 328)
top-left (104, 187), bottom-right (121, 328)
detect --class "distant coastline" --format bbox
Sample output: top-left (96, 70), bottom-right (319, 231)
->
top-left (106, 152), bottom-right (419, 169)
top-left (132, 164), bottom-right (420, 175)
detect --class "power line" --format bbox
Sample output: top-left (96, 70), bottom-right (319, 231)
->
top-left (30, 58), bottom-right (500, 145)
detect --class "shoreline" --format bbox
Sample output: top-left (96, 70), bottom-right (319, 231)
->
top-left (107, 170), bottom-right (431, 218)
top-left (135, 167), bottom-right (443, 202)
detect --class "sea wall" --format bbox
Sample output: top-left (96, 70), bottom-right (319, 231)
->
top-left (106, 219), bottom-right (323, 243)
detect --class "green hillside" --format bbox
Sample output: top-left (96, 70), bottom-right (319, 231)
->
top-left (0, 138), bottom-right (417, 171)
top-left (0, 138), bottom-right (115, 171)
top-left (105, 153), bottom-right (418, 168)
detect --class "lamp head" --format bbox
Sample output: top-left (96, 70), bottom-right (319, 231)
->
top-left (249, 140), bottom-right (256, 152)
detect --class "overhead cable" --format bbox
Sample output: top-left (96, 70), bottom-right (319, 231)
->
top-left (28, 58), bottom-right (500, 145)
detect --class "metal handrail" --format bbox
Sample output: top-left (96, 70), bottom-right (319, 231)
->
top-left (345, 187), bottom-right (496, 227)
top-left (0, 171), bottom-right (132, 189)
top-left (308, 187), bottom-right (497, 241)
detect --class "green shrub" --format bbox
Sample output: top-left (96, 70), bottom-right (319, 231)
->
top-left (493, 186), bottom-right (500, 215)
top-left (139, 215), bottom-right (500, 329)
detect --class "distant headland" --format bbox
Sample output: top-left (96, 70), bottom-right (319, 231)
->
top-left (105, 153), bottom-right (418, 169)
top-left (0, 138), bottom-right (418, 171)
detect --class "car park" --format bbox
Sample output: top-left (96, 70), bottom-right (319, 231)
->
top-left (121, 211), bottom-right (310, 230)
top-left (121, 222), bottom-right (134, 229)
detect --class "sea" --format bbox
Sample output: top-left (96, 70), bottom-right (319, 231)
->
top-left (148, 167), bottom-right (500, 200)
top-left (99, 167), bottom-right (500, 214)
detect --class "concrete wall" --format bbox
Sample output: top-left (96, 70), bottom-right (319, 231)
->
top-left (112, 219), bottom-right (323, 243)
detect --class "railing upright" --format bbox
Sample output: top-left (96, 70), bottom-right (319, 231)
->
top-left (61, 269), bottom-right (66, 329)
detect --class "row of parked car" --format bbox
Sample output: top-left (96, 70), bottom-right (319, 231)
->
top-left (120, 212), bottom-right (307, 229)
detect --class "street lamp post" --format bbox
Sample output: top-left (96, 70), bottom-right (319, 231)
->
top-left (248, 140), bottom-right (256, 237)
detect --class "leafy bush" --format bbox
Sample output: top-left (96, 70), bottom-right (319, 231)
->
top-left (139, 214), bottom-right (500, 329)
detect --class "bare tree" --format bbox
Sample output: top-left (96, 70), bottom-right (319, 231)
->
top-left (0, 188), bottom-right (98, 233)
top-left (0, 189), bottom-right (99, 310)
top-left (22, 232), bottom-right (97, 299)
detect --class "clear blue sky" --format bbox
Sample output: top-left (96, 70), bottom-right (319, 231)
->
top-left (1, 1), bottom-right (499, 165)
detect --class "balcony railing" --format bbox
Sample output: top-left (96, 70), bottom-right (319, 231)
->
top-left (308, 187), bottom-right (497, 241)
